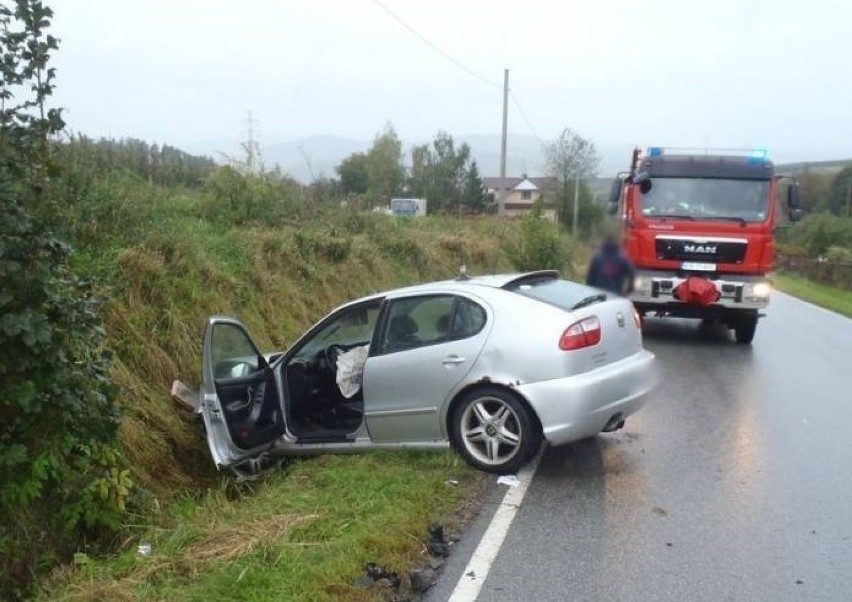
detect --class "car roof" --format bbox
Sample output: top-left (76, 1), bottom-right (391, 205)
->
top-left (342, 270), bottom-right (562, 307)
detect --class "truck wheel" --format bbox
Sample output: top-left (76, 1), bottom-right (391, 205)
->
top-left (734, 314), bottom-right (758, 344)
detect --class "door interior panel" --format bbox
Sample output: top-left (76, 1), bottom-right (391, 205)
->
top-left (215, 368), bottom-right (285, 450)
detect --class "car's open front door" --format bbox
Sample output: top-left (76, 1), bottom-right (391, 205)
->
top-left (200, 317), bottom-right (286, 470)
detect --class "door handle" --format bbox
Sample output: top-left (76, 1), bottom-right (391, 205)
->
top-left (442, 355), bottom-right (467, 365)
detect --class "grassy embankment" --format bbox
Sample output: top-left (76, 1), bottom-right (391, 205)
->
top-left (38, 172), bottom-right (579, 600)
top-left (774, 274), bottom-right (852, 318)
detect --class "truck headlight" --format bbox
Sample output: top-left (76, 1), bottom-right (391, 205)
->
top-left (752, 282), bottom-right (771, 297)
top-left (633, 276), bottom-right (651, 295)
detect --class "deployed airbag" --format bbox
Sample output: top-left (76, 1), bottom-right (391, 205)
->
top-left (336, 345), bottom-right (369, 398)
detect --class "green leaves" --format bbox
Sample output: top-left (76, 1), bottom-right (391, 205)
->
top-left (515, 202), bottom-right (569, 271)
top-left (408, 131), bottom-right (481, 214)
top-left (1, 2), bottom-right (124, 598)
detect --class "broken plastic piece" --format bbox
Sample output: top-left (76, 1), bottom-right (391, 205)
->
top-left (364, 562), bottom-right (401, 589)
top-left (497, 475), bottom-right (520, 487)
top-left (409, 567), bottom-right (438, 592)
top-left (170, 380), bottom-right (199, 412)
top-left (426, 523), bottom-right (450, 557)
top-left (137, 542), bottom-right (152, 557)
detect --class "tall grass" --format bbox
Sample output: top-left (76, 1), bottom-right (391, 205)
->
top-left (60, 171), bottom-right (570, 498)
top-left (30, 167), bottom-right (579, 599)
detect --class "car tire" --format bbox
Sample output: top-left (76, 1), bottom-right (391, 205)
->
top-left (450, 386), bottom-right (541, 474)
top-left (734, 314), bottom-right (757, 344)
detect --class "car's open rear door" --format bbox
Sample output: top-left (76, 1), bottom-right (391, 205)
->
top-left (200, 317), bottom-right (286, 470)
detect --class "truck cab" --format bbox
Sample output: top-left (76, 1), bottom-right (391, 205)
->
top-left (608, 147), bottom-right (802, 343)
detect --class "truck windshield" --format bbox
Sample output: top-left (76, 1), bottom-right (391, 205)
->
top-left (640, 178), bottom-right (770, 223)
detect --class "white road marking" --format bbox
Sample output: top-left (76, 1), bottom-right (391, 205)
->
top-left (447, 450), bottom-right (543, 602)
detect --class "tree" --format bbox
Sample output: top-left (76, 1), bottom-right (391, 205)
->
top-left (1, 3), bottom-right (125, 596)
top-left (407, 131), bottom-right (479, 213)
top-left (335, 151), bottom-right (369, 195)
top-left (462, 160), bottom-right (486, 213)
top-left (364, 122), bottom-right (405, 202)
top-left (827, 166), bottom-right (852, 217)
top-left (514, 202), bottom-right (568, 271)
top-left (545, 128), bottom-right (600, 235)
top-left (794, 167), bottom-right (833, 214)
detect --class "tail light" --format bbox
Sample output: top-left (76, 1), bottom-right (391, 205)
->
top-left (559, 316), bottom-right (601, 350)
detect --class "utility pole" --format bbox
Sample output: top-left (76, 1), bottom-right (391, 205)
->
top-left (572, 174), bottom-right (580, 236)
top-left (243, 110), bottom-right (260, 173)
top-left (498, 68), bottom-right (509, 216)
top-left (500, 69), bottom-right (509, 178)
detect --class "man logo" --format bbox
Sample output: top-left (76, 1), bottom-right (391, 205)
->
top-left (683, 244), bottom-right (717, 254)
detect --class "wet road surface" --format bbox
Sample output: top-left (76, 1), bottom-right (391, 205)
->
top-left (430, 293), bottom-right (852, 601)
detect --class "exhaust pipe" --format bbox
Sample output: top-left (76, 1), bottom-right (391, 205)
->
top-left (602, 412), bottom-right (625, 433)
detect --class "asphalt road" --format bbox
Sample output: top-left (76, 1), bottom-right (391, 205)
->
top-left (429, 292), bottom-right (852, 602)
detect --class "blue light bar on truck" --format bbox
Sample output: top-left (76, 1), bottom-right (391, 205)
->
top-left (645, 146), bottom-right (769, 160)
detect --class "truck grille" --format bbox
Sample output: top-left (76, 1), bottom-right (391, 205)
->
top-left (655, 237), bottom-right (747, 264)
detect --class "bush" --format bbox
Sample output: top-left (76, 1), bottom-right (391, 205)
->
top-left (777, 212), bottom-right (852, 256)
top-left (1, 3), bottom-right (124, 597)
top-left (203, 166), bottom-right (304, 226)
top-left (826, 245), bottom-right (852, 263)
top-left (514, 203), bottom-right (569, 271)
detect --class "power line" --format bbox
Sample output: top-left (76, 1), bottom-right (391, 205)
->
top-left (372, 0), bottom-right (501, 90)
top-left (509, 89), bottom-right (547, 150)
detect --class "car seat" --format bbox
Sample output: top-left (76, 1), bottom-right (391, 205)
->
top-left (386, 314), bottom-right (419, 352)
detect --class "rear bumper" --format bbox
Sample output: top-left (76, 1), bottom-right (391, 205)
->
top-left (631, 270), bottom-right (771, 311)
top-left (516, 350), bottom-right (657, 446)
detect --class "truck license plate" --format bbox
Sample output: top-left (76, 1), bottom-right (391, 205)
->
top-left (682, 261), bottom-right (716, 271)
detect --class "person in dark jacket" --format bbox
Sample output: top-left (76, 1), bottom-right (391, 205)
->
top-left (585, 235), bottom-right (635, 296)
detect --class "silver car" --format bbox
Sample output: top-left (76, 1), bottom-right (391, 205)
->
top-left (195, 270), bottom-right (656, 476)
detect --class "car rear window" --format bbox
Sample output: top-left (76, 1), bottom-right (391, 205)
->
top-left (503, 276), bottom-right (606, 311)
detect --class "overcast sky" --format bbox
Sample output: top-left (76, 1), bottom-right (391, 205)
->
top-left (50, 0), bottom-right (852, 163)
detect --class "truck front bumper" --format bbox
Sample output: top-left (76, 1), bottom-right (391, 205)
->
top-left (630, 270), bottom-right (771, 312)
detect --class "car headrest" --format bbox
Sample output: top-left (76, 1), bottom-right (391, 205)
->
top-left (388, 314), bottom-right (418, 339)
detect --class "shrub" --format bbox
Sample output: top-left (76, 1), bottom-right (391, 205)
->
top-left (1, 3), bottom-right (124, 597)
top-left (203, 166), bottom-right (304, 226)
top-left (514, 203), bottom-right (569, 271)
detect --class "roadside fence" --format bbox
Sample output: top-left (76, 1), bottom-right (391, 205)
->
top-left (775, 253), bottom-right (852, 290)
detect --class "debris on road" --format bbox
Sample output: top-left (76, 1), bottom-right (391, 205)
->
top-left (170, 379), bottom-right (199, 413)
top-left (497, 475), bottom-right (520, 487)
top-left (427, 523), bottom-right (450, 557)
top-left (428, 557), bottom-right (445, 570)
top-left (409, 566), bottom-right (437, 592)
top-left (363, 562), bottom-right (401, 589)
top-left (652, 506), bottom-right (668, 517)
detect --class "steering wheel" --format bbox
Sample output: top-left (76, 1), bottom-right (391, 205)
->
top-left (323, 344), bottom-right (346, 370)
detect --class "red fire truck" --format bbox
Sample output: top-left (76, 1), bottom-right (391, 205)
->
top-left (607, 147), bottom-right (802, 344)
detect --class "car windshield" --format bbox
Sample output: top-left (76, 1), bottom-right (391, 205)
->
top-left (504, 277), bottom-right (606, 311)
top-left (640, 177), bottom-right (770, 223)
